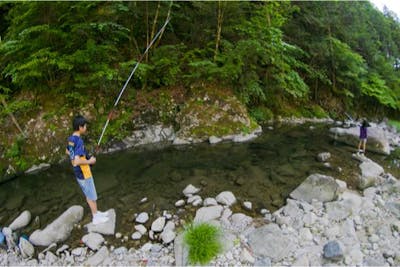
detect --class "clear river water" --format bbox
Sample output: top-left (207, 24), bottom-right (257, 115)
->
top-left (0, 123), bottom-right (396, 247)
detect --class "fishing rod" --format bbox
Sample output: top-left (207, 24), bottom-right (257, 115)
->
top-left (96, 14), bottom-right (171, 151)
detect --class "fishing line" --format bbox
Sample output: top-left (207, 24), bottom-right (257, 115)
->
top-left (96, 13), bottom-right (171, 150)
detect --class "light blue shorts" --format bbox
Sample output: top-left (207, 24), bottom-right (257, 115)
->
top-left (76, 177), bottom-right (98, 201)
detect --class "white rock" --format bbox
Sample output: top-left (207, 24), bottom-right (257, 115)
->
top-left (136, 212), bottom-right (149, 224)
top-left (369, 234), bottom-right (379, 243)
top-left (140, 242), bottom-right (153, 252)
top-left (324, 225), bottom-right (341, 239)
top-left (2, 227), bottom-right (16, 249)
top-left (240, 248), bottom-right (255, 264)
top-left (41, 243), bottom-right (57, 254)
top-left (317, 152), bottom-right (331, 162)
top-left (302, 212), bottom-right (317, 226)
top-left (56, 244), bottom-right (69, 255)
top-left (335, 179), bottom-right (347, 190)
top-left (115, 232), bottom-right (122, 239)
top-left (183, 184), bottom-right (200, 196)
top-left (71, 247), bottom-right (86, 257)
top-left (86, 246), bottom-right (109, 266)
top-left (131, 232), bottom-right (142, 240)
top-left (29, 205), bottom-right (84, 246)
top-left (9, 210), bottom-right (31, 231)
top-left (203, 198), bottom-right (218, 206)
top-left (233, 133), bottom-right (257, 143)
top-left (192, 198), bottom-right (203, 206)
top-left (299, 228), bottom-right (313, 241)
top-left (140, 197), bottom-right (148, 203)
top-left (151, 217), bottom-right (166, 232)
top-left (85, 209), bottom-right (116, 236)
top-left (134, 224), bottom-right (147, 235)
top-left (25, 163), bottom-right (51, 174)
top-left (82, 233), bottom-right (105, 251)
top-left (160, 230), bottom-right (176, 244)
top-left (194, 206), bottom-right (224, 223)
top-left (260, 209), bottom-right (270, 215)
top-left (290, 174), bottom-right (339, 203)
top-left (45, 251), bottom-right (58, 265)
top-left (175, 200), bottom-right (185, 207)
top-left (19, 237), bottom-right (34, 258)
top-left (209, 136), bottom-right (222, 144)
top-left (173, 137), bottom-right (191, 145)
top-left (149, 230), bottom-right (155, 240)
top-left (164, 221), bottom-right (175, 232)
top-left (230, 213), bottom-right (253, 232)
top-left (216, 191), bottom-right (237, 206)
top-left (187, 195), bottom-right (201, 204)
top-left (243, 201), bottom-right (252, 210)
top-left (163, 210), bottom-right (172, 219)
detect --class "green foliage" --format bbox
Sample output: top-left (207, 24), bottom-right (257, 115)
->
top-left (309, 105), bottom-right (328, 118)
top-left (388, 120), bottom-right (400, 132)
top-left (64, 91), bottom-right (87, 107)
top-left (250, 106), bottom-right (274, 123)
top-left (5, 136), bottom-right (28, 170)
top-left (0, 98), bottom-right (35, 117)
top-left (184, 223), bottom-right (222, 265)
top-left (149, 91), bottom-right (178, 124)
top-left (360, 73), bottom-right (397, 109)
top-left (0, 0), bottom-right (400, 120)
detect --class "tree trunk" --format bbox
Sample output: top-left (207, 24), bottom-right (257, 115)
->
top-left (328, 26), bottom-right (336, 92)
top-left (213, 1), bottom-right (224, 62)
top-left (1, 98), bottom-right (27, 138)
top-left (150, 2), bottom-right (161, 45)
top-left (145, 2), bottom-right (149, 63)
top-left (154, 3), bottom-right (172, 48)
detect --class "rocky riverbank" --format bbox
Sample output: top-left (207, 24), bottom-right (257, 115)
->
top-left (1, 146), bottom-right (400, 266)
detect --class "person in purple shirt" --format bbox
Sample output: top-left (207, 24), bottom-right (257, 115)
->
top-left (357, 119), bottom-right (370, 154)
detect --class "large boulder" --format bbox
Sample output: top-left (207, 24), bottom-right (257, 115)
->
top-left (329, 127), bottom-right (390, 155)
top-left (247, 223), bottom-right (294, 262)
top-left (122, 125), bottom-right (175, 148)
top-left (290, 174), bottom-right (339, 203)
top-left (29, 206), bottom-right (83, 246)
top-left (85, 209), bottom-right (116, 236)
top-left (358, 160), bottom-right (384, 189)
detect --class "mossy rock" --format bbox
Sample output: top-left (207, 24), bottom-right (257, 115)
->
top-left (175, 88), bottom-right (260, 140)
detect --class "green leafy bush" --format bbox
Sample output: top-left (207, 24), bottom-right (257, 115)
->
top-left (5, 136), bottom-right (28, 170)
top-left (184, 223), bottom-right (222, 265)
top-left (310, 105), bottom-right (328, 118)
top-left (388, 120), bottom-right (400, 132)
top-left (250, 106), bottom-right (274, 123)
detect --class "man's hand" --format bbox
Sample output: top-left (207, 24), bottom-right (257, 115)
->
top-left (88, 156), bottom-right (96, 165)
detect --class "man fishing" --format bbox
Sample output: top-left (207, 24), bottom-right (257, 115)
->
top-left (66, 115), bottom-right (109, 225)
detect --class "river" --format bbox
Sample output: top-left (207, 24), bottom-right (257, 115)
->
top-left (0, 123), bottom-right (396, 247)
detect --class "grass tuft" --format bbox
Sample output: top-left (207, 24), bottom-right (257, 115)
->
top-left (184, 222), bottom-right (222, 265)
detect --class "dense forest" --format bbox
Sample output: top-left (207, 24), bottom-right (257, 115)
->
top-left (0, 1), bottom-right (400, 176)
top-left (1, 1), bottom-right (399, 118)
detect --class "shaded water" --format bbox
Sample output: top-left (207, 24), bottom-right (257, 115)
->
top-left (0, 123), bottom-right (396, 247)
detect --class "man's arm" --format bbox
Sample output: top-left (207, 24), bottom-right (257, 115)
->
top-left (73, 155), bottom-right (96, 166)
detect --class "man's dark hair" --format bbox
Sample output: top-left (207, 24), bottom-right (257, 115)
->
top-left (362, 119), bottom-right (370, 128)
top-left (73, 115), bottom-right (87, 131)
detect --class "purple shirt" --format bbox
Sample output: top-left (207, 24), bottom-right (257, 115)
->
top-left (360, 126), bottom-right (367, 139)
